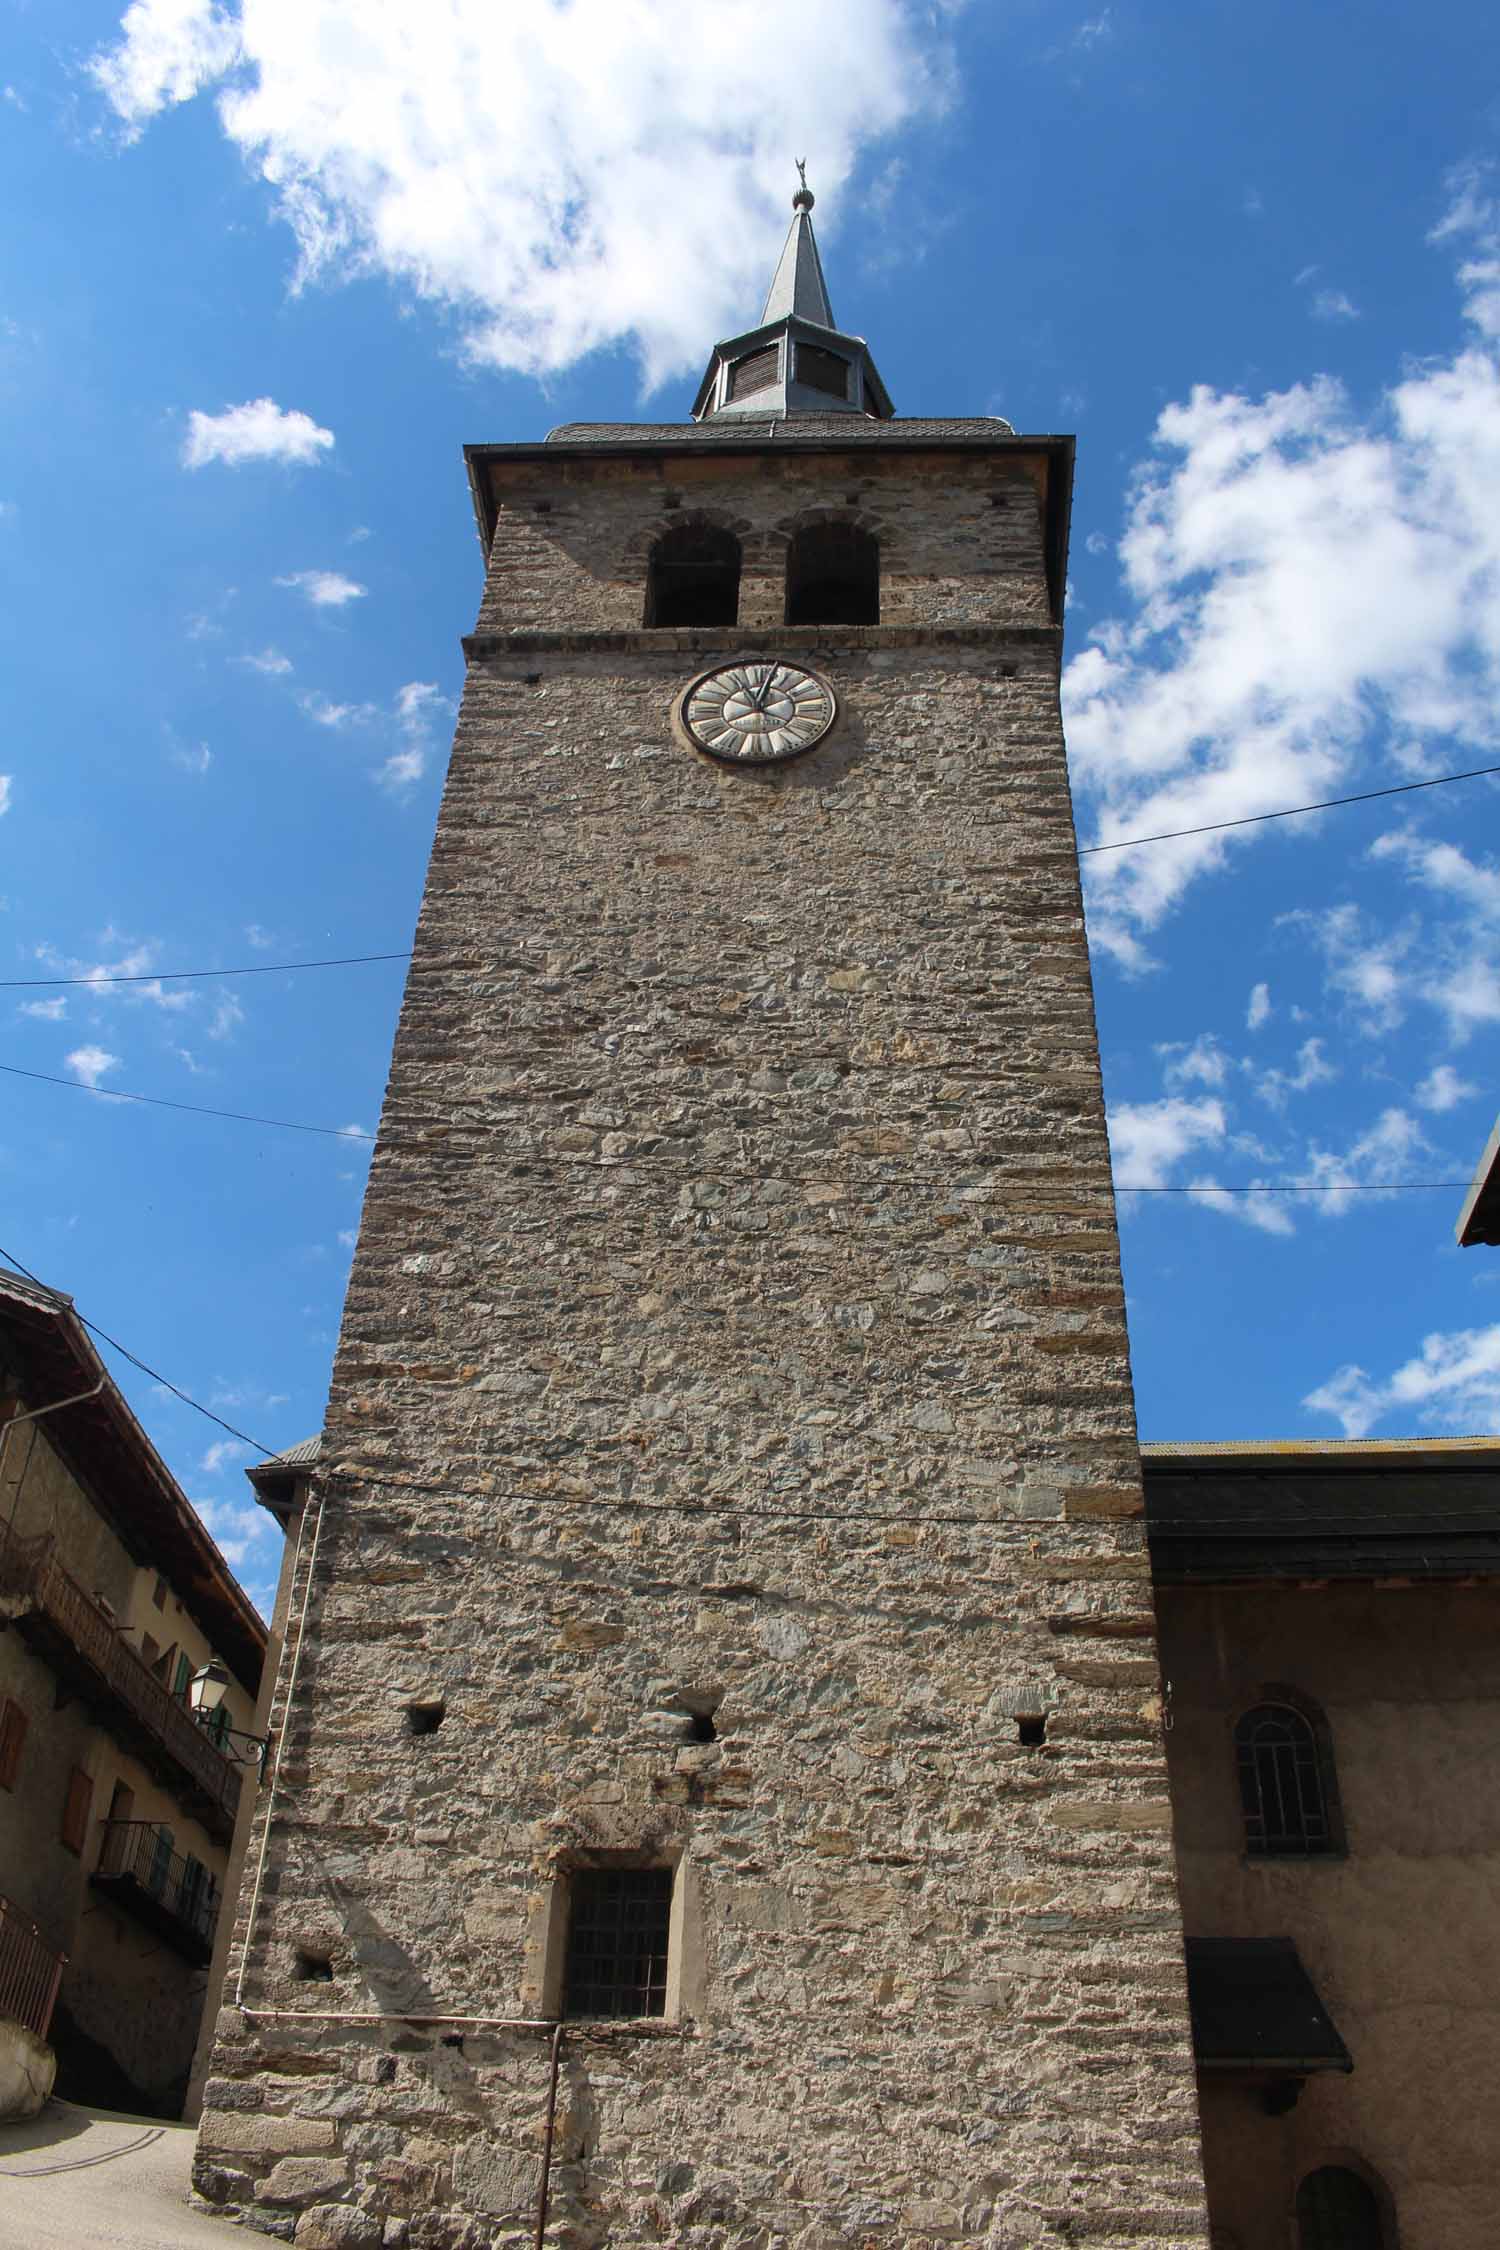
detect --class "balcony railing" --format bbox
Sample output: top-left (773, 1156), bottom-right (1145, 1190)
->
top-left (0, 1525), bottom-right (242, 1841)
top-left (91, 1821), bottom-right (220, 1966)
top-left (0, 1890), bottom-right (65, 2042)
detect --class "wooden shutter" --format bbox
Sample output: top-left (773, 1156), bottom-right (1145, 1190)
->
top-left (60, 1766), bottom-right (93, 1855)
top-left (0, 1700), bottom-right (27, 1791)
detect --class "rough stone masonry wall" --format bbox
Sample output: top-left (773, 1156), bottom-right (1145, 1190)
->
top-left (196, 450), bottom-right (1208, 2250)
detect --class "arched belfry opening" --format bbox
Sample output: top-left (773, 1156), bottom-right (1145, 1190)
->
top-left (644, 522), bottom-right (741, 628)
top-left (785, 522), bottom-right (879, 627)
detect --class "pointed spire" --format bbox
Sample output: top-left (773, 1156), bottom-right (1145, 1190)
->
top-left (760, 164), bottom-right (836, 329)
top-left (690, 168), bottom-right (893, 424)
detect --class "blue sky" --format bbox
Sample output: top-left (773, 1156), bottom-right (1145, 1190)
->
top-left (3, 0), bottom-right (1500, 1615)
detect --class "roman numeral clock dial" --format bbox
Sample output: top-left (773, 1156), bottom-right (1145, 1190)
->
top-left (678, 660), bottom-right (837, 765)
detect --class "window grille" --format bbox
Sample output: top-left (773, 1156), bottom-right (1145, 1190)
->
top-left (563, 1867), bottom-right (672, 2020)
top-left (644, 523), bottom-right (741, 628)
top-left (0, 1700), bottom-right (26, 1792)
top-left (1234, 1702), bottom-right (1337, 1856)
top-left (785, 521), bottom-right (879, 627)
top-left (728, 345), bottom-right (779, 400)
top-left (796, 344), bottom-right (850, 400)
top-left (1296, 2165), bottom-right (1385, 2249)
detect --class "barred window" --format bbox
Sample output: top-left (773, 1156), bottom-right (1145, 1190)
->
top-left (1296, 2164), bottom-right (1387, 2249)
top-left (563, 1867), bottom-right (672, 2020)
top-left (1235, 1700), bottom-right (1340, 1857)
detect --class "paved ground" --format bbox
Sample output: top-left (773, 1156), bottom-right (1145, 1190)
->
top-left (0, 2098), bottom-right (240, 2248)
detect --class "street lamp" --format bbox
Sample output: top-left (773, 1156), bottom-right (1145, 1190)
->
top-left (189, 1661), bottom-right (271, 1778)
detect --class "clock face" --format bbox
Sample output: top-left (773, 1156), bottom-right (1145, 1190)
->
top-left (680, 661), bottom-right (836, 765)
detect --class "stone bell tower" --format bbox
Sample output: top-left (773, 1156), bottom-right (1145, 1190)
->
top-left (197, 182), bottom-right (1209, 2249)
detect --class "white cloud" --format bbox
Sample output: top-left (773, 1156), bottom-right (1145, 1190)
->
top-left (380, 679), bottom-right (450, 790)
top-left (208, 990), bottom-right (244, 1040)
top-left (1302, 1105), bottom-right (1430, 1217)
top-left (191, 1493), bottom-right (270, 1572)
top-left (66, 1044), bottom-right (121, 1088)
top-left (1306, 1322), bottom-right (1500, 1438)
top-left (1072, 9), bottom-right (1113, 49)
top-left (19, 997), bottom-right (66, 1021)
top-left (242, 647), bottom-right (293, 676)
top-left (200, 1438), bottom-right (248, 1476)
top-left (1107, 1094), bottom-right (1226, 1189)
top-left (93, 0), bottom-right (949, 389)
top-left (1282, 903), bottom-right (1412, 1032)
top-left (276, 568), bottom-right (366, 607)
top-left (1253, 1036), bottom-right (1337, 1111)
top-left (337, 1228), bottom-right (357, 1249)
top-left (171, 742), bottom-right (213, 773)
top-left (299, 691), bottom-right (376, 729)
top-left (1247, 980), bottom-right (1271, 1030)
top-left (1064, 174), bottom-right (1500, 962)
top-left (36, 937), bottom-right (193, 1013)
top-left (1180, 1177), bottom-right (1296, 1238)
top-left (245, 924), bottom-right (276, 949)
top-left (1415, 1062), bottom-right (1478, 1112)
top-left (182, 397), bottom-right (334, 469)
top-left (0, 777), bottom-right (11, 816)
top-left (1157, 1033), bottom-right (1230, 1091)
top-left (1310, 288), bottom-right (1360, 323)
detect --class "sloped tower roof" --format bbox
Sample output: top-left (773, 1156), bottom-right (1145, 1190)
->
top-left (691, 169), bottom-right (893, 423)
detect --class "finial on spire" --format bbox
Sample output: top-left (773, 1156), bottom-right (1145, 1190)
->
top-left (793, 158), bottom-right (814, 213)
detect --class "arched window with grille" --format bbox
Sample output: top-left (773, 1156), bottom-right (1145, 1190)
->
top-left (784, 521), bottom-right (879, 627)
top-left (1234, 1694), bottom-right (1343, 1858)
top-left (1296, 2163), bottom-right (1393, 2249)
top-left (644, 522), bottom-right (741, 629)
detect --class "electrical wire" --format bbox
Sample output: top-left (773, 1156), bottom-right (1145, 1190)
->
top-left (4, 757), bottom-right (1498, 992)
top-left (0, 1059), bottom-right (1479, 1196)
top-left (0, 1242), bottom-right (278, 1458)
top-left (0, 1062), bottom-right (375, 1141)
top-left (0, 951), bottom-right (411, 990)
top-left (1078, 759), bottom-right (1500, 856)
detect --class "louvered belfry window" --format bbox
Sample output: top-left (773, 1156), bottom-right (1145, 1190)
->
top-left (796, 343), bottom-right (849, 399)
top-left (1234, 1702), bottom-right (1336, 1856)
top-left (563, 1867), bottom-right (673, 2019)
top-left (728, 344), bottom-right (779, 400)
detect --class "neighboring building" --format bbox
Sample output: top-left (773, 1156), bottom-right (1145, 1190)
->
top-left (196, 183), bottom-right (1212, 2244)
top-left (1455, 1112), bottom-right (1500, 1246)
top-left (185, 1433), bottom-right (319, 2120)
top-left (0, 1268), bottom-right (265, 2117)
top-left (1144, 1436), bottom-right (1500, 2250)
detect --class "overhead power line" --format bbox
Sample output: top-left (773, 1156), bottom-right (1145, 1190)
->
top-left (0, 951), bottom-right (411, 990)
top-left (4, 758), bottom-right (1498, 992)
top-left (0, 1243), bottom-right (277, 1458)
top-left (1079, 759), bottom-right (1500, 856)
top-left (0, 1056), bottom-right (1479, 1198)
top-left (0, 1062), bottom-right (376, 1141)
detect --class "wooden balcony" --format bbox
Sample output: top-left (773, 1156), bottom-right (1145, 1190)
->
top-left (0, 1526), bottom-right (242, 1842)
top-left (91, 1821), bottom-right (219, 1966)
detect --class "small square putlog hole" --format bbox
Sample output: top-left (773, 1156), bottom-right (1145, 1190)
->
top-left (1017, 1714), bottom-right (1047, 1748)
top-left (292, 1947), bottom-right (334, 1983)
top-left (406, 1701), bottom-right (445, 1736)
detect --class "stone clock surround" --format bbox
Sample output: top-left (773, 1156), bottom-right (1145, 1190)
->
top-left (195, 429), bottom-right (1209, 2249)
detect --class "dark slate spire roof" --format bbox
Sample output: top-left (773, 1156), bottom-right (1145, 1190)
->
top-left (691, 172), bottom-right (893, 425)
top-left (759, 177), bottom-right (836, 327)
